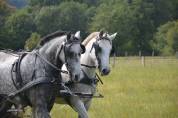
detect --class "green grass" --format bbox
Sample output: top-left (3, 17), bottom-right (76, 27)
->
top-left (50, 57), bottom-right (178, 118)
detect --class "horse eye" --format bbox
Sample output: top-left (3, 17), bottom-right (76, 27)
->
top-left (68, 52), bottom-right (74, 57)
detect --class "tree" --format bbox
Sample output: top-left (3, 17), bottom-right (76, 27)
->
top-left (1, 0), bottom-right (178, 54)
top-left (90, 0), bottom-right (143, 54)
top-left (34, 6), bottom-right (61, 36)
top-left (8, 0), bottom-right (27, 8)
top-left (153, 20), bottom-right (178, 55)
top-left (25, 32), bottom-right (41, 50)
top-left (0, 0), bottom-right (13, 26)
top-left (35, 1), bottom-right (88, 37)
top-left (29, 0), bottom-right (62, 6)
top-left (29, 0), bottom-right (98, 7)
top-left (0, 0), bottom-right (14, 49)
top-left (82, 0), bottom-right (98, 6)
top-left (57, 1), bottom-right (88, 36)
top-left (90, 0), bottom-right (178, 55)
top-left (5, 8), bottom-right (36, 49)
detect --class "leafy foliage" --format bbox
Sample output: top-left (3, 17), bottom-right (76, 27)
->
top-left (25, 32), bottom-right (41, 50)
top-left (0, 0), bottom-right (14, 48)
top-left (29, 0), bottom-right (62, 6)
top-left (5, 8), bottom-right (36, 49)
top-left (35, 2), bottom-right (89, 36)
top-left (90, 0), bottom-right (178, 55)
top-left (153, 21), bottom-right (178, 55)
top-left (8, 0), bottom-right (27, 8)
top-left (0, 0), bottom-right (178, 55)
top-left (29, 0), bottom-right (98, 6)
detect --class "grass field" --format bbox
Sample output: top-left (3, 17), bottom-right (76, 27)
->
top-left (50, 57), bottom-right (178, 118)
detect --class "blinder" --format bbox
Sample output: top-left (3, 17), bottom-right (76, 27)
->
top-left (90, 42), bottom-right (99, 53)
top-left (80, 44), bottom-right (85, 54)
top-left (89, 42), bottom-right (101, 69)
top-left (93, 42), bottom-right (99, 51)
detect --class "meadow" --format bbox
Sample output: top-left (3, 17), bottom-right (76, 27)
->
top-left (50, 57), bottom-right (178, 118)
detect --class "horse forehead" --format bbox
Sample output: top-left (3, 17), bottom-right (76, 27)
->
top-left (98, 40), bottom-right (112, 50)
top-left (70, 43), bottom-right (81, 52)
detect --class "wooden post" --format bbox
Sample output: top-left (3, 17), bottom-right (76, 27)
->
top-left (152, 50), bottom-right (155, 57)
top-left (151, 50), bottom-right (154, 66)
top-left (112, 53), bottom-right (116, 68)
top-left (125, 51), bottom-right (128, 57)
top-left (176, 51), bottom-right (178, 59)
top-left (141, 56), bottom-right (145, 67)
top-left (139, 51), bottom-right (141, 57)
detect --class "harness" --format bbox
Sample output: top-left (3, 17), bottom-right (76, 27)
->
top-left (69, 35), bottom-right (111, 98)
top-left (80, 35), bottom-right (111, 85)
top-left (5, 37), bottom-right (85, 99)
top-left (63, 69), bottom-right (103, 98)
top-left (79, 69), bottom-right (99, 85)
top-left (11, 53), bottom-right (27, 89)
top-left (0, 42), bottom-right (71, 105)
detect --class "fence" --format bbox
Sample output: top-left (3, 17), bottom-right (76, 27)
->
top-left (110, 56), bottom-right (178, 68)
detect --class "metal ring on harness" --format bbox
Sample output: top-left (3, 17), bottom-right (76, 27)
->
top-left (81, 64), bottom-right (103, 85)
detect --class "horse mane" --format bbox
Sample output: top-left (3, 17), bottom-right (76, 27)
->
top-left (39, 30), bottom-right (67, 46)
top-left (82, 32), bottom-right (99, 46)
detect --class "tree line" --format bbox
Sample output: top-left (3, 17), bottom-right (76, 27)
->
top-left (0, 0), bottom-right (178, 55)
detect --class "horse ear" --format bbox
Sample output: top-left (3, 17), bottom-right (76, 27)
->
top-left (80, 44), bottom-right (86, 54)
top-left (109, 33), bottom-right (117, 41)
top-left (103, 32), bottom-right (107, 37)
top-left (75, 31), bottom-right (81, 39)
top-left (67, 32), bottom-right (71, 41)
top-left (99, 30), bottom-right (104, 38)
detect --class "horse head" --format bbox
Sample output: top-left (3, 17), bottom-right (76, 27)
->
top-left (61, 31), bottom-right (85, 82)
top-left (92, 31), bottom-right (117, 76)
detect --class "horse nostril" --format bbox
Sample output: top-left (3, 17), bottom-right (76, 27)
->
top-left (74, 75), bottom-right (79, 82)
top-left (102, 68), bottom-right (110, 75)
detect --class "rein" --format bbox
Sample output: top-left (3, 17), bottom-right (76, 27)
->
top-left (1, 41), bottom-right (72, 101)
top-left (81, 64), bottom-right (96, 68)
top-left (81, 64), bottom-right (103, 85)
top-left (38, 40), bottom-right (83, 75)
top-left (96, 73), bottom-right (103, 85)
top-left (34, 51), bottom-right (68, 74)
top-left (0, 49), bottom-right (21, 57)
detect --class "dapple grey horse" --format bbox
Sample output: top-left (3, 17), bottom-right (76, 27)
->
top-left (56, 31), bottom-right (117, 118)
top-left (0, 31), bottom-right (85, 118)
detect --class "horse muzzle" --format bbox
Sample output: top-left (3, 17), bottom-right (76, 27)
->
top-left (70, 73), bottom-right (81, 82)
top-left (101, 68), bottom-right (110, 76)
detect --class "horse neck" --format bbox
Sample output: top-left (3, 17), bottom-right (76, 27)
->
top-left (38, 36), bottom-right (65, 67)
top-left (81, 38), bottom-right (97, 78)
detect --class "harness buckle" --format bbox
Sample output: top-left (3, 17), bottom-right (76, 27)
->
top-left (93, 78), bottom-right (99, 84)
